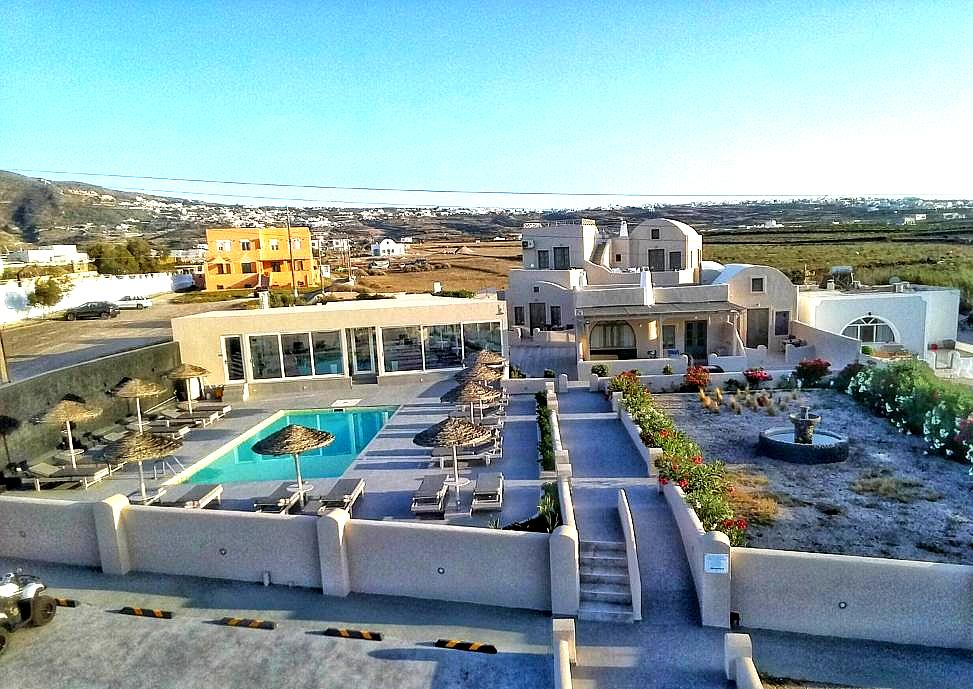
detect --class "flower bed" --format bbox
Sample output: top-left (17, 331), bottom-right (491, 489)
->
top-left (608, 372), bottom-right (747, 545)
top-left (535, 391), bottom-right (556, 472)
top-left (842, 359), bottom-right (973, 471)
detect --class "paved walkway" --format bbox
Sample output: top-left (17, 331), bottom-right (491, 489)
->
top-left (509, 343), bottom-right (578, 379)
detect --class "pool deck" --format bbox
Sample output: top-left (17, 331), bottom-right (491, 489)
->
top-left (15, 377), bottom-right (544, 526)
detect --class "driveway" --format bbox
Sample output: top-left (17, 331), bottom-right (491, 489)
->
top-left (1, 295), bottom-right (245, 381)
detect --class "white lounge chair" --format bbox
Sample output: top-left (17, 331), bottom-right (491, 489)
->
top-left (156, 484), bottom-right (223, 509)
top-left (410, 474), bottom-right (447, 517)
top-left (25, 462), bottom-right (110, 490)
top-left (471, 472), bottom-right (504, 512)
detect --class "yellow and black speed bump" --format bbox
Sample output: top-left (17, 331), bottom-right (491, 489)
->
top-left (322, 627), bottom-right (383, 641)
top-left (435, 639), bottom-right (498, 654)
top-left (217, 617), bottom-right (276, 630)
top-left (118, 606), bottom-right (173, 619)
top-left (54, 598), bottom-right (78, 608)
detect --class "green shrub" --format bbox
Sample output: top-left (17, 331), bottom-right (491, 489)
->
top-left (536, 395), bottom-right (555, 471)
top-left (509, 365), bottom-right (527, 379)
top-left (662, 363), bottom-right (675, 376)
top-left (543, 368), bottom-right (556, 378)
top-left (860, 345), bottom-right (874, 355)
top-left (683, 366), bottom-right (711, 390)
top-left (590, 364), bottom-right (609, 378)
top-left (794, 358), bottom-right (831, 387)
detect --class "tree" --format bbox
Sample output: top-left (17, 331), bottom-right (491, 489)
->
top-left (0, 415), bottom-right (20, 468)
top-left (85, 240), bottom-right (163, 275)
top-left (27, 277), bottom-right (69, 309)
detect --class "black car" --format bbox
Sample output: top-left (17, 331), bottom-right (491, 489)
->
top-left (64, 301), bottom-right (120, 321)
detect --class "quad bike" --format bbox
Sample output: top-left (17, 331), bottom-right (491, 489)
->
top-left (0, 571), bottom-right (57, 656)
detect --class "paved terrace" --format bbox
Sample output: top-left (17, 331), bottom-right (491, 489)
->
top-left (14, 377), bottom-right (545, 527)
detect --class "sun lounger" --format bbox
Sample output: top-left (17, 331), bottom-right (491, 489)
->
top-left (127, 421), bottom-right (192, 438)
top-left (177, 401), bottom-right (232, 415)
top-left (318, 478), bottom-right (365, 515)
top-left (159, 409), bottom-right (220, 427)
top-left (253, 483), bottom-right (304, 514)
top-left (156, 483), bottom-right (223, 509)
top-left (471, 472), bottom-right (504, 512)
top-left (26, 462), bottom-right (110, 490)
top-left (410, 474), bottom-right (448, 517)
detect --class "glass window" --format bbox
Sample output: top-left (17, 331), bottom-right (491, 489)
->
top-left (463, 322), bottom-right (502, 354)
top-left (842, 316), bottom-right (895, 343)
top-left (614, 253), bottom-right (622, 262)
top-left (774, 311), bottom-right (790, 336)
top-left (216, 240), bottom-right (231, 251)
top-left (662, 325), bottom-right (676, 350)
top-left (223, 336), bottom-right (245, 382)
top-left (240, 240), bottom-right (251, 251)
top-left (382, 326), bottom-right (423, 372)
top-left (651, 228), bottom-right (660, 240)
top-left (269, 239), bottom-right (280, 250)
top-left (751, 277), bottom-right (765, 292)
top-left (553, 246), bottom-right (570, 269)
top-left (550, 305), bottom-right (561, 327)
top-left (248, 335), bottom-right (282, 379)
top-left (537, 250), bottom-right (550, 269)
top-left (669, 251), bottom-right (683, 270)
top-left (590, 321), bottom-right (635, 349)
top-left (280, 333), bottom-right (312, 377)
top-left (514, 306), bottom-right (525, 325)
top-left (292, 238), bottom-right (301, 250)
top-left (312, 331), bottom-right (343, 375)
top-left (271, 262), bottom-right (282, 272)
top-left (241, 262), bottom-right (256, 273)
top-left (424, 324), bottom-right (462, 369)
top-left (647, 249), bottom-right (665, 271)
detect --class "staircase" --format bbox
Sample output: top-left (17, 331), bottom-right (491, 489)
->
top-left (590, 241), bottom-right (608, 266)
top-left (578, 540), bottom-right (634, 623)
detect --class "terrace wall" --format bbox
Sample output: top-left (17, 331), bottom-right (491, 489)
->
top-left (0, 496), bottom-right (99, 567)
top-left (730, 548), bottom-right (973, 650)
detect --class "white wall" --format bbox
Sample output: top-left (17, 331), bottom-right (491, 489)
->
top-left (0, 496), bottom-right (100, 566)
top-left (731, 547), bottom-right (973, 650)
top-left (346, 519), bottom-right (552, 610)
top-left (124, 507), bottom-right (322, 587)
top-left (790, 321), bottom-right (861, 369)
top-left (0, 272), bottom-right (193, 324)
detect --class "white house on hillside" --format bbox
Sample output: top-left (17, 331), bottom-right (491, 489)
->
top-left (371, 238), bottom-right (406, 257)
top-left (506, 218), bottom-right (959, 378)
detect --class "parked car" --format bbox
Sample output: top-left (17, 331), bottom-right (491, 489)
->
top-left (115, 295), bottom-right (153, 309)
top-left (64, 301), bottom-right (120, 320)
top-left (0, 571), bottom-right (57, 655)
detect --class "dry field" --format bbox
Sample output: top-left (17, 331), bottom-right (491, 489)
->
top-left (356, 241), bottom-right (521, 293)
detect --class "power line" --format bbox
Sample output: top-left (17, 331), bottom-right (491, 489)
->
top-left (5, 167), bottom-right (872, 199)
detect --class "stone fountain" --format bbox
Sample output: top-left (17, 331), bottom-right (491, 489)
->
top-left (757, 405), bottom-right (849, 464)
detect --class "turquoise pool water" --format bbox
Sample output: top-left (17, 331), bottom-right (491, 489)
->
top-left (186, 407), bottom-right (396, 484)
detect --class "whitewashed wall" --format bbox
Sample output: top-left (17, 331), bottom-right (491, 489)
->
top-left (0, 272), bottom-right (193, 324)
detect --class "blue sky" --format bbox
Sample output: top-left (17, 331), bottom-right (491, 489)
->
top-left (2, 1), bottom-right (971, 207)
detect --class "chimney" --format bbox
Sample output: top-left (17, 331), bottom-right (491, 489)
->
top-left (619, 220), bottom-right (628, 238)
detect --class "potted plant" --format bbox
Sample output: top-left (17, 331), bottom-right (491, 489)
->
top-left (743, 367), bottom-right (772, 389)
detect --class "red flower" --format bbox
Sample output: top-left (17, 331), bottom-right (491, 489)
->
top-left (659, 477), bottom-right (669, 485)
top-left (692, 455), bottom-right (703, 465)
top-left (678, 479), bottom-right (689, 490)
top-left (658, 429), bottom-right (671, 439)
top-left (727, 485), bottom-right (735, 494)
top-left (735, 519), bottom-right (748, 530)
top-left (721, 519), bottom-right (735, 529)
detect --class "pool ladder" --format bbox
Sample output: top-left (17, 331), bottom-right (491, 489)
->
top-left (151, 457), bottom-right (187, 479)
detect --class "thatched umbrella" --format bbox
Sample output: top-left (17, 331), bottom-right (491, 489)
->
top-left (42, 400), bottom-right (102, 469)
top-left (105, 431), bottom-right (182, 504)
top-left (251, 424), bottom-right (335, 506)
top-left (414, 417), bottom-right (493, 507)
top-left (114, 378), bottom-right (168, 433)
top-left (467, 349), bottom-right (505, 367)
top-left (454, 362), bottom-right (502, 385)
top-left (165, 363), bottom-right (209, 414)
top-left (441, 380), bottom-right (501, 422)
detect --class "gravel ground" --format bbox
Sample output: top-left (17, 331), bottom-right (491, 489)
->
top-left (656, 390), bottom-right (973, 564)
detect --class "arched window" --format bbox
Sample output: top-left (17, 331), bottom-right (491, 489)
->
top-left (842, 316), bottom-right (896, 343)
top-left (589, 321), bottom-right (636, 350)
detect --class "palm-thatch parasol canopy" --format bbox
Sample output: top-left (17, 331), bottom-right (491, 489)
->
top-left (114, 378), bottom-right (168, 399)
top-left (164, 363), bottom-right (210, 380)
top-left (454, 363), bottom-right (502, 384)
top-left (252, 424), bottom-right (336, 456)
top-left (467, 349), bottom-right (505, 366)
top-left (42, 400), bottom-right (102, 425)
top-left (164, 363), bottom-right (210, 414)
top-left (42, 400), bottom-right (102, 469)
top-left (252, 424), bottom-right (335, 505)
top-left (440, 381), bottom-right (501, 405)
top-left (104, 431), bottom-right (183, 504)
top-left (413, 417), bottom-right (493, 449)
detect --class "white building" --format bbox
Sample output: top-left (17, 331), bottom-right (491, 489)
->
top-left (901, 213), bottom-right (927, 225)
top-left (7, 244), bottom-right (90, 267)
top-left (506, 218), bottom-right (959, 378)
top-left (371, 238), bottom-right (406, 257)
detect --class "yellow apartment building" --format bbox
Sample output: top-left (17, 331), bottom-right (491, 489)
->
top-left (203, 227), bottom-right (320, 291)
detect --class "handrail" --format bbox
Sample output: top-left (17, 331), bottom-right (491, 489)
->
top-left (617, 488), bottom-right (643, 621)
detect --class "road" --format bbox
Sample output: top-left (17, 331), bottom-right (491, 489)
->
top-left (1, 295), bottom-right (245, 381)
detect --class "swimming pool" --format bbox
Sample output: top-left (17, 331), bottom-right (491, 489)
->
top-left (185, 407), bottom-right (396, 484)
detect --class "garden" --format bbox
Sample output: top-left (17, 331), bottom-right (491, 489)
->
top-left (609, 360), bottom-right (973, 565)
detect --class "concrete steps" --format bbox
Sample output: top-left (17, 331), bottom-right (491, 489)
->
top-left (578, 540), bottom-right (634, 623)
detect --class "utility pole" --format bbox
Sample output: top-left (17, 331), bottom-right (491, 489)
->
top-left (0, 328), bottom-right (9, 384)
top-left (285, 213), bottom-right (298, 298)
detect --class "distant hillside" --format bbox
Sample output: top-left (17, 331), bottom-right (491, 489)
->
top-left (0, 171), bottom-right (160, 245)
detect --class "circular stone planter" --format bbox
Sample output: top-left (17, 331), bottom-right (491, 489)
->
top-left (757, 427), bottom-right (850, 464)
